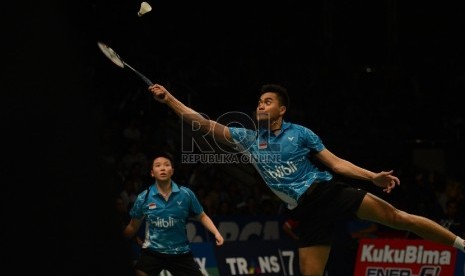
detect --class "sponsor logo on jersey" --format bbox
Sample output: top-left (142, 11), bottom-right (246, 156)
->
top-left (265, 161), bottom-right (297, 180)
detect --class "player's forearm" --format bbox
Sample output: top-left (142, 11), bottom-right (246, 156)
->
top-left (122, 225), bottom-right (135, 239)
top-left (333, 159), bottom-right (375, 181)
top-left (200, 215), bottom-right (221, 236)
top-left (165, 95), bottom-right (212, 132)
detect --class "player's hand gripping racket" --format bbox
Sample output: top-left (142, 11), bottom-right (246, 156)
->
top-left (97, 41), bottom-right (153, 86)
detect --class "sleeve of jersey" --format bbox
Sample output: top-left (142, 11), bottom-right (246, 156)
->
top-left (185, 188), bottom-right (204, 216)
top-left (229, 127), bottom-right (256, 149)
top-left (302, 127), bottom-right (325, 152)
top-left (129, 192), bottom-right (145, 219)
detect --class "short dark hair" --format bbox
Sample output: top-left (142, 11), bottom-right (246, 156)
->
top-left (260, 84), bottom-right (290, 109)
top-left (150, 150), bottom-right (174, 166)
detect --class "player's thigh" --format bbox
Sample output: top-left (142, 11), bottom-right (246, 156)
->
top-left (298, 245), bottom-right (331, 276)
top-left (356, 192), bottom-right (399, 225)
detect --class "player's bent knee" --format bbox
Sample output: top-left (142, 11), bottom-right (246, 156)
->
top-left (388, 209), bottom-right (417, 230)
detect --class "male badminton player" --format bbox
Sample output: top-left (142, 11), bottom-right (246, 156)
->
top-left (148, 83), bottom-right (465, 276)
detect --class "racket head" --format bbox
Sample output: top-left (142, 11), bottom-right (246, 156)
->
top-left (97, 41), bottom-right (125, 68)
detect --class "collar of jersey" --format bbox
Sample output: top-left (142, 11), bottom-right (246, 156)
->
top-left (258, 120), bottom-right (290, 137)
top-left (151, 181), bottom-right (181, 197)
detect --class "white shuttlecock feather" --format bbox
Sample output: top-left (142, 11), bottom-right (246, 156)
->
top-left (138, 2), bottom-right (152, 17)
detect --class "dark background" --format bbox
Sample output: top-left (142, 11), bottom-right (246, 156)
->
top-left (4, 0), bottom-right (464, 274)
top-left (89, 0), bottom-right (465, 175)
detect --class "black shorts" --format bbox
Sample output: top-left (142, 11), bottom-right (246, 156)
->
top-left (287, 179), bottom-right (367, 248)
top-left (135, 249), bottom-right (204, 276)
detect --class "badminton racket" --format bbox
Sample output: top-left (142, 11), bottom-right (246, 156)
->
top-left (97, 41), bottom-right (153, 86)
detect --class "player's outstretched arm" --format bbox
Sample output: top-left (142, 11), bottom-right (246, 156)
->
top-left (315, 148), bottom-right (400, 193)
top-left (149, 84), bottom-right (234, 146)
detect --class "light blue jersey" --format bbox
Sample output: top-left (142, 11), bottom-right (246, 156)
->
top-left (229, 121), bottom-right (333, 209)
top-left (129, 181), bottom-right (203, 254)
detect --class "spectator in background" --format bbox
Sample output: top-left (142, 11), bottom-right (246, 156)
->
top-left (121, 142), bottom-right (149, 175)
top-left (217, 200), bottom-right (235, 216)
top-left (120, 178), bottom-right (139, 211)
top-left (404, 169), bottom-right (441, 218)
top-left (122, 118), bottom-right (142, 144)
top-left (438, 199), bottom-right (465, 238)
top-left (437, 178), bottom-right (465, 216)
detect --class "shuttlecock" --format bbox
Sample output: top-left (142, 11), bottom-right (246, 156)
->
top-left (138, 2), bottom-right (152, 17)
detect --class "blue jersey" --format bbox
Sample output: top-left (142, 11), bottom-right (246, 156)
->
top-left (129, 181), bottom-right (203, 254)
top-left (229, 121), bottom-right (333, 209)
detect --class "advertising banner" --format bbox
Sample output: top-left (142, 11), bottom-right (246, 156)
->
top-left (187, 215), bottom-right (286, 242)
top-left (354, 238), bottom-right (457, 276)
top-left (455, 250), bottom-right (465, 276)
top-left (214, 240), bottom-right (299, 275)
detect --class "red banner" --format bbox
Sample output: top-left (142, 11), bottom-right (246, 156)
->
top-left (354, 238), bottom-right (457, 276)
